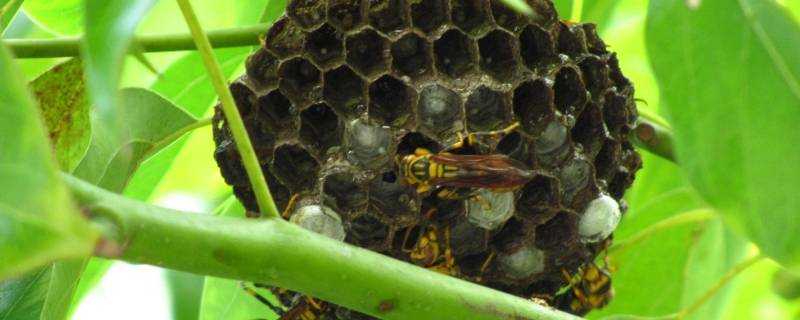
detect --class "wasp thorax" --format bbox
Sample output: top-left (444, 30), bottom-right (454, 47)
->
top-left (498, 243), bottom-right (546, 281)
top-left (344, 119), bottom-right (394, 170)
top-left (466, 190), bottom-right (515, 230)
top-left (290, 204), bottom-right (347, 241)
top-left (578, 194), bottom-right (621, 243)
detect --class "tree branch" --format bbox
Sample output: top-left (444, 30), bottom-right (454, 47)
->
top-left (3, 23), bottom-right (267, 58)
top-left (631, 116), bottom-right (676, 162)
top-left (63, 174), bottom-right (581, 320)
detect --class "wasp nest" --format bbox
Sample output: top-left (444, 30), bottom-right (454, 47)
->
top-left (212, 0), bottom-right (641, 317)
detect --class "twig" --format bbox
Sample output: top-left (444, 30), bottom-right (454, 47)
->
top-left (3, 23), bottom-right (267, 58)
top-left (631, 116), bottom-right (676, 162)
top-left (176, 0), bottom-right (278, 218)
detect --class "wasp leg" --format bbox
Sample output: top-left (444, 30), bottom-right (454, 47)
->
top-left (468, 193), bottom-right (493, 211)
top-left (281, 193), bottom-right (301, 219)
top-left (241, 282), bottom-right (286, 316)
top-left (437, 187), bottom-right (476, 201)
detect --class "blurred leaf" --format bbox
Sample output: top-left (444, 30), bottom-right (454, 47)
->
top-left (29, 59), bottom-right (91, 172)
top-left (0, 0), bottom-right (22, 32)
top-left (199, 197), bottom-right (279, 320)
top-left (647, 0), bottom-right (800, 269)
top-left (0, 260), bottom-right (87, 320)
top-left (722, 259), bottom-right (800, 319)
top-left (22, 0), bottom-right (83, 35)
top-left (81, 0), bottom-right (156, 157)
top-left (66, 258), bottom-right (112, 317)
top-left (73, 87), bottom-right (198, 192)
top-left (166, 270), bottom-right (205, 320)
top-left (0, 42), bottom-right (95, 279)
top-left (679, 220), bottom-right (748, 319)
top-left (125, 48), bottom-right (248, 201)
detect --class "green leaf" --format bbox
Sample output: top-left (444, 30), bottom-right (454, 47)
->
top-left (0, 43), bottom-right (96, 279)
top-left (22, 0), bottom-right (83, 35)
top-left (65, 258), bottom-right (112, 317)
top-left (73, 87), bottom-right (198, 192)
top-left (0, 0), bottom-right (22, 33)
top-left (647, 0), bottom-right (800, 269)
top-left (29, 59), bottom-right (91, 172)
top-left (81, 0), bottom-right (157, 156)
top-left (199, 198), bottom-right (279, 320)
top-left (166, 270), bottom-right (205, 320)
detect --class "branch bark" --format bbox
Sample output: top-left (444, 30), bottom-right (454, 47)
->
top-left (631, 117), bottom-right (676, 162)
top-left (64, 174), bottom-right (581, 320)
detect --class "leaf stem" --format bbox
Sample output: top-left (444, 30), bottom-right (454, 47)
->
top-left (631, 115), bottom-right (676, 162)
top-left (674, 254), bottom-right (764, 319)
top-left (608, 209), bottom-right (716, 256)
top-left (176, 0), bottom-right (278, 218)
top-left (571, 0), bottom-right (584, 21)
top-left (3, 23), bottom-right (267, 58)
top-left (63, 174), bottom-right (582, 320)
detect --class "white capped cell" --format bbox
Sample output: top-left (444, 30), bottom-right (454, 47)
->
top-left (578, 194), bottom-right (621, 243)
top-left (498, 244), bottom-right (546, 280)
top-left (466, 190), bottom-right (515, 230)
top-left (290, 204), bottom-right (347, 241)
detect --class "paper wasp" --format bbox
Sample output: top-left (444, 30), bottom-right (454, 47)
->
top-left (242, 283), bottom-right (327, 320)
top-left (397, 122), bottom-right (535, 201)
top-left (556, 263), bottom-right (614, 315)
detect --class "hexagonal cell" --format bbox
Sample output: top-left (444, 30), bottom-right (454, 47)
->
top-left (534, 210), bottom-right (577, 250)
top-left (299, 103), bottom-right (342, 155)
top-left (417, 84), bottom-right (464, 141)
top-left (556, 154), bottom-right (594, 203)
top-left (526, 0), bottom-right (557, 26)
top-left (594, 138), bottom-right (620, 181)
top-left (322, 170), bottom-right (368, 214)
top-left (466, 86), bottom-right (508, 132)
top-left (608, 168), bottom-right (633, 200)
top-left (557, 22), bottom-right (588, 57)
top-left (327, 0), bottom-right (366, 32)
top-left (490, 0), bottom-right (528, 33)
top-left (478, 29), bottom-right (520, 82)
top-left (264, 17), bottom-right (306, 58)
top-left (496, 131), bottom-right (528, 163)
top-left (368, 0), bottom-right (408, 35)
top-left (410, 0), bottom-right (447, 33)
top-left (346, 214), bottom-right (391, 250)
top-left (346, 29), bottom-right (391, 77)
top-left (571, 103), bottom-right (606, 157)
top-left (391, 33), bottom-right (433, 80)
top-left (290, 204), bottom-right (347, 241)
top-left (434, 29), bottom-right (477, 78)
top-left (582, 24), bottom-right (608, 55)
top-left (519, 25), bottom-right (555, 70)
top-left (369, 75), bottom-right (416, 126)
top-left (368, 171), bottom-right (420, 226)
top-left (305, 24), bottom-right (345, 68)
top-left (603, 91), bottom-right (632, 137)
top-left (245, 49), bottom-right (279, 89)
top-left (466, 190), bottom-right (515, 230)
top-left (578, 194), bottom-right (621, 243)
top-left (344, 118), bottom-right (395, 169)
top-left (270, 144), bottom-right (320, 192)
top-left (516, 175), bottom-right (560, 223)
top-left (533, 120), bottom-right (571, 166)
top-left (278, 57), bottom-right (323, 105)
top-left (451, 0), bottom-right (492, 35)
top-left (497, 243), bottom-right (546, 281)
top-left (553, 66), bottom-right (588, 115)
top-left (288, 0), bottom-right (326, 29)
top-left (397, 131), bottom-right (442, 155)
top-left (256, 90), bottom-right (296, 131)
top-left (512, 79), bottom-right (555, 135)
top-left (230, 81), bottom-right (256, 117)
top-left (323, 66), bottom-right (366, 117)
top-left (266, 171), bottom-right (292, 212)
top-left (449, 217), bottom-right (488, 257)
top-left (578, 56), bottom-right (610, 96)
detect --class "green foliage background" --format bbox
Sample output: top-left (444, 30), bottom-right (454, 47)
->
top-left (1, 0), bottom-right (800, 319)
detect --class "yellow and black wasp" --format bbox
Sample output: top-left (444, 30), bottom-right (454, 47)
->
top-left (556, 263), bottom-right (614, 315)
top-left (242, 283), bottom-right (327, 320)
top-left (397, 122), bottom-right (535, 200)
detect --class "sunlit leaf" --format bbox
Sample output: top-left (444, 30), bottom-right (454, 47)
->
top-left (0, 43), bottom-right (95, 279)
top-left (81, 0), bottom-right (157, 159)
top-left (647, 0), bottom-right (800, 269)
top-left (29, 59), bottom-right (91, 172)
top-left (166, 270), bottom-right (205, 320)
top-left (0, 0), bottom-right (22, 33)
top-left (73, 88), bottom-right (198, 192)
top-left (21, 0), bottom-right (83, 35)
